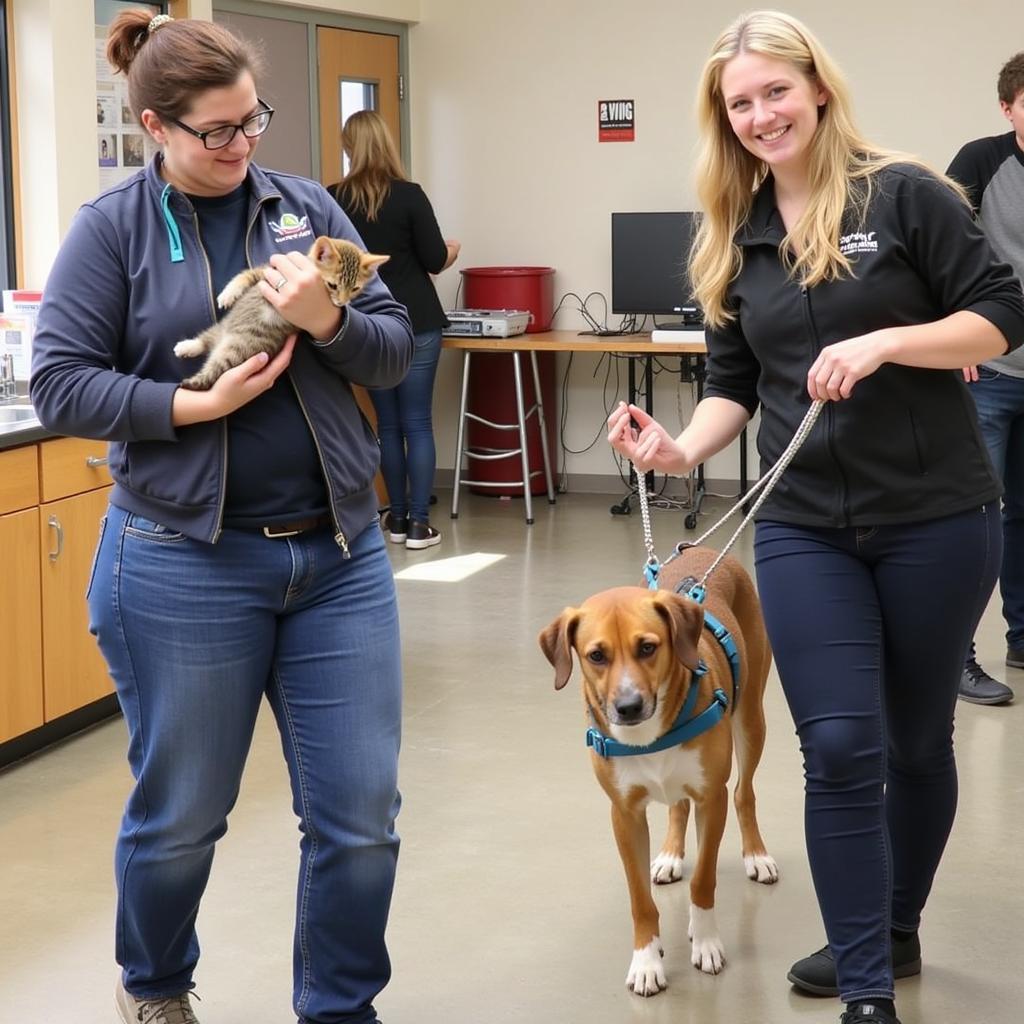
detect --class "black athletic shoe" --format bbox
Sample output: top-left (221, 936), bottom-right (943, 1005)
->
top-left (405, 520), bottom-right (441, 550)
top-left (788, 933), bottom-right (921, 997)
top-left (959, 657), bottom-right (1014, 705)
top-left (840, 1005), bottom-right (901, 1024)
top-left (381, 511), bottom-right (407, 544)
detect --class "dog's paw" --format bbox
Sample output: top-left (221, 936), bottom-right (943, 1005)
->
top-left (626, 939), bottom-right (666, 997)
top-left (689, 905), bottom-right (725, 974)
top-left (651, 852), bottom-right (685, 885)
top-left (173, 338), bottom-right (205, 359)
top-left (744, 852), bottom-right (779, 884)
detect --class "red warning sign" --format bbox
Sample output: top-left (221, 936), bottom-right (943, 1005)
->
top-left (598, 99), bottom-right (635, 142)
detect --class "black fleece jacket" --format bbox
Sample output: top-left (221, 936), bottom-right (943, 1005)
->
top-left (703, 164), bottom-right (1024, 527)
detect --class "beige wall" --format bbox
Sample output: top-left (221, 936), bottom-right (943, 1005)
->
top-left (10, 0), bottom-right (1017, 488)
top-left (410, 0), bottom-right (1016, 485)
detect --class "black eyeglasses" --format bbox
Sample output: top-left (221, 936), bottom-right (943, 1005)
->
top-left (167, 99), bottom-right (275, 150)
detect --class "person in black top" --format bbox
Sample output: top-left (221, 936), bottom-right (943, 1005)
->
top-left (608, 12), bottom-right (1024, 1024)
top-left (946, 51), bottom-right (1024, 706)
top-left (330, 110), bottom-right (460, 549)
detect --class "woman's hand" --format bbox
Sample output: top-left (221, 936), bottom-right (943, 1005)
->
top-left (807, 331), bottom-right (891, 401)
top-left (607, 402), bottom-right (691, 476)
top-left (261, 251), bottom-right (344, 340)
top-left (962, 365), bottom-right (979, 383)
top-left (172, 335), bottom-right (297, 426)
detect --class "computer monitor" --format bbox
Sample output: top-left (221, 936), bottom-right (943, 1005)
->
top-left (611, 211), bottom-right (702, 327)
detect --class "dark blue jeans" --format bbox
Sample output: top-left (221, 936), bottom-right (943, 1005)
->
top-left (369, 327), bottom-right (442, 524)
top-left (969, 367), bottom-right (1024, 648)
top-left (754, 503), bottom-right (1000, 1003)
top-left (88, 504), bottom-right (402, 1024)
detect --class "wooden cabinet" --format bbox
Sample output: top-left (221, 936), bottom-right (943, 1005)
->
top-left (0, 437), bottom-right (113, 743)
top-left (40, 485), bottom-right (112, 720)
top-left (0, 510), bottom-right (43, 741)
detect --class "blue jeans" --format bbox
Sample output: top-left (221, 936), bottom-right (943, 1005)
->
top-left (369, 328), bottom-right (441, 523)
top-left (754, 504), bottom-right (1000, 1003)
top-left (969, 367), bottom-right (1024, 648)
top-left (88, 505), bottom-right (402, 1024)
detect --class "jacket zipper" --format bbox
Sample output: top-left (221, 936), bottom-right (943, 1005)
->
top-left (189, 208), bottom-right (230, 544)
top-left (243, 201), bottom-right (350, 558)
top-left (801, 284), bottom-right (850, 524)
top-left (288, 377), bottom-right (350, 557)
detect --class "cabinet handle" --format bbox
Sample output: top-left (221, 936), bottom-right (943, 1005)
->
top-left (48, 515), bottom-right (64, 563)
top-left (86, 455), bottom-right (109, 467)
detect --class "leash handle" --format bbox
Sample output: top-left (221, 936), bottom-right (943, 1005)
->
top-left (636, 400), bottom-right (825, 587)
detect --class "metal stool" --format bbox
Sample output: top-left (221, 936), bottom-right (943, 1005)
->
top-left (450, 349), bottom-right (556, 524)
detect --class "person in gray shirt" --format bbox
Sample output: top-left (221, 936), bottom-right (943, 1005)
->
top-left (948, 52), bottom-right (1024, 705)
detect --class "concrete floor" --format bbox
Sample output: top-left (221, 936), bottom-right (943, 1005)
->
top-left (1, 489), bottom-right (1021, 1023)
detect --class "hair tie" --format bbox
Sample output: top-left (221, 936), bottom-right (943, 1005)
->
top-left (148, 14), bottom-right (173, 34)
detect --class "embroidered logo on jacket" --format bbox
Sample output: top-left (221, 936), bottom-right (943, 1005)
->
top-left (839, 230), bottom-right (878, 255)
top-left (270, 213), bottom-right (313, 243)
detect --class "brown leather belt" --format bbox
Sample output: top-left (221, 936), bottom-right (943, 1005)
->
top-left (258, 514), bottom-right (334, 539)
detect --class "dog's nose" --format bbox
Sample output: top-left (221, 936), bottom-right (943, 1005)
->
top-left (613, 690), bottom-right (646, 723)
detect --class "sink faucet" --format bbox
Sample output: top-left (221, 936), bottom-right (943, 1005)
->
top-left (0, 353), bottom-right (16, 398)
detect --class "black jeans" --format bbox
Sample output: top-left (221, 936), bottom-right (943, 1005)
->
top-left (754, 503), bottom-right (1000, 1003)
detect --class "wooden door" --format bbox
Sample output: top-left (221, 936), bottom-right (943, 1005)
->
top-left (317, 26), bottom-right (401, 186)
top-left (0, 508), bottom-right (44, 742)
top-left (40, 486), bottom-right (114, 721)
top-left (317, 26), bottom-right (402, 508)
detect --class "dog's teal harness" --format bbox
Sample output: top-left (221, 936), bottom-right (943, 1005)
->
top-left (585, 580), bottom-right (740, 759)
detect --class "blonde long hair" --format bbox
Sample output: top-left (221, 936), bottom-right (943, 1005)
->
top-left (690, 10), bottom-right (959, 327)
top-left (337, 110), bottom-right (406, 221)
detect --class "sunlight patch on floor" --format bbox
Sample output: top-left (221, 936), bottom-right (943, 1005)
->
top-left (393, 552), bottom-right (506, 582)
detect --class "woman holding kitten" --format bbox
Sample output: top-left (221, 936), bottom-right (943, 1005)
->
top-left (31, 11), bottom-right (411, 1024)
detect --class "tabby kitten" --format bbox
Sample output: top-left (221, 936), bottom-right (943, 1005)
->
top-left (174, 236), bottom-right (389, 391)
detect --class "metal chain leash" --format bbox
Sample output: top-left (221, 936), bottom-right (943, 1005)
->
top-left (636, 399), bottom-right (825, 589)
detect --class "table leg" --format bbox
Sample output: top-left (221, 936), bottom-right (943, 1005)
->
top-left (530, 351), bottom-right (557, 505)
top-left (512, 352), bottom-right (534, 524)
top-left (450, 350), bottom-right (471, 519)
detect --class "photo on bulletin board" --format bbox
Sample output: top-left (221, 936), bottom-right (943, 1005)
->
top-left (96, 91), bottom-right (118, 127)
top-left (98, 134), bottom-right (117, 167)
top-left (122, 132), bottom-right (146, 168)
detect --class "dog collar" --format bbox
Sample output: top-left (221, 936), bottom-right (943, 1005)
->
top-left (585, 658), bottom-right (730, 759)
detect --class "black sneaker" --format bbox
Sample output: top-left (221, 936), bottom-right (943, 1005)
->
top-left (959, 658), bottom-right (1014, 705)
top-left (381, 511), bottom-right (407, 544)
top-left (840, 1005), bottom-right (901, 1024)
top-left (788, 933), bottom-right (921, 996)
top-left (406, 520), bottom-right (441, 550)
top-left (1006, 644), bottom-right (1024, 669)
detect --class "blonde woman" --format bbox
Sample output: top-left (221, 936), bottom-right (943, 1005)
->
top-left (330, 110), bottom-right (460, 549)
top-left (608, 11), bottom-right (1024, 1024)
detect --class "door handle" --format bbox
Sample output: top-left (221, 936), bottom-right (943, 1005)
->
top-left (86, 455), bottom-right (109, 467)
top-left (48, 514), bottom-right (64, 562)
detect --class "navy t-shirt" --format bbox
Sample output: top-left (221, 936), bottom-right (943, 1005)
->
top-left (188, 185), bottom-right (328, 527)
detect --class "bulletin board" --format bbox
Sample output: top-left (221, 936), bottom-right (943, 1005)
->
top-left (94, 0), bottom-right (164, 190)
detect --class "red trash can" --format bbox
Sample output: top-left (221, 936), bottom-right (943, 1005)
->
top-left (460, 267), bottom-right (557, 497)
top-left (460, 266), bottom-right (555, 332)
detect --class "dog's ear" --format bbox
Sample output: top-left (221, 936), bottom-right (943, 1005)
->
top-left (651, 593), bottom-right (703, 672)
top-left (538, 608), bottom-right (581, 690)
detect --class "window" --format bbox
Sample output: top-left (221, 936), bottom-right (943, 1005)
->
top-left (0, 0), bottom-right (15, 289)
top-left (339, 79), bottom-right (379, 175)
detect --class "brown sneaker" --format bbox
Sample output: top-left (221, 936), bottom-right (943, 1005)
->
top-left (116, 980), bottom-right (200, 1024)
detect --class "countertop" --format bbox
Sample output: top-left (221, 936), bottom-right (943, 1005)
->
top-left (0, 390), bottom-right (57, 449)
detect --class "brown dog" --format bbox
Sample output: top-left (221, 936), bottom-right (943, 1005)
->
top-left (538, 545), bottom-right (777, 996)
